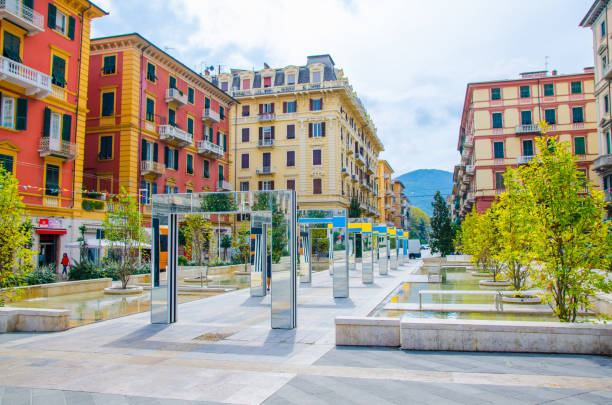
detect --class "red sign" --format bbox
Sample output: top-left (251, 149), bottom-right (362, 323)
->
top-left (38, 219), bottom-right (49, 228)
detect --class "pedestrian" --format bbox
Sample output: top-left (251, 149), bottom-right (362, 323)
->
top-left (38, 251), bottom-right (44, 267)
top-left (61, 253), bottom-right (70, 279)
top-left (266, 254), bottom-right (272, 291)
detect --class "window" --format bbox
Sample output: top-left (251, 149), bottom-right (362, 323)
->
top-left (219, 164), bottom-right (224, 181)
top-left (312, 71), bottom-right (321, 83)
top-left (574, 136), bottom-right (586, 155)
top-left (287, 74), bottom-right (296, 85)
top-left (242, 128), bottom-right (250, 142)
top-left (241, 153), bottom-right (249, 169)
top-left (572, 107), bottom-right (584, 123)
top-left (168, 108), bottom-right (176, 126)
top-left (520, 110), bottom-right (532, 125)
top-left (204, 97), bottom-right (210, 109)
top-left (287, 124), bottom-right (295, 139)
top-left (263, 76), bottom-right (272, 88)
top-left (45, 164), bottom-right (60, 196)
top-left (312, 149), bottom-right (321, 165)
top-left (602, 21), bottom-right (607, 38)
top-left (313, 178), bottom-right (322, 194)
top-left (570, 81), bottom-right (582, 94)
top-left (519, 85), bottom-right (530, 98)
top-left (495, 172), bottom-right (505, 190)
top-left (543, 83), bottom-right (554, 96)
top-left (51, 55), bottom-right (66, 87)
top-left (492, 112), bottom-right (503, 128)
top-left (287, 179), bottom-right (295, 190)
top-left (242, 105), bottom-right (250, 116)
top-left (48, 4), bottom-right (74, 39)
top-left (284, 101), bottom-right (296, 113)
top-left (99, 136), bottom-right (113, 159)
top-left (168, 76), bottom-right (177, 89)
top-left (102, 55), bottom-right (116, 75)
top-left (220, 106), bottom-right (225, 120)
top-left (101, 92), bottom-right (114, 116)
top-left (243, 79), bottom-right (251, 90)
top-left (287, 151), bottom-right (295, 166)
top-left (491, 88), bottom-right (501, 100)
top-left (187, 116), bottom-right (194, 135)
top-left (605, 95), bottom-right (610, 114)
top-left (223, 134), bottom-right (227, 152)
top-left (221, 82), bottom-right (228, 91)
top-left (1, 95), bottom-right (15, 129)
top-left (146, 62), bottom-right (156, 82)
top-left (544, 109), bottom-right (556, 125)
top-left (184, 154), bottom-right (193, 174)
top-left (240, 181), bottom-right (249, 191)
top-left (309, 122), bottom-right (325, 138)
top-left (603, 55), bottom-right (608, 71)
top-left (146, 98), bottom-right (155, 122)
top-left (0, 154), bottom-right (13, 173)
top-left (607, 131), bottom-right (612, 155)
top-left (260, 181), bottom-right (274, 191)
top-left (164, 146), bottom-right (179, 170)
top-left (260, 103), bottom-right (273, 114)
top-left (141, 139), bottom-right (157, 162)
top-left (3, 31), bottom-right (21, 63)
top-left (493, 141), bottom-right (504, 159)
top-left (522, 139), bottom-right (534, 156)
top-left (310, 98), bottom-right (322, 111)
top-left (203, 160), bottom-right (210, 178)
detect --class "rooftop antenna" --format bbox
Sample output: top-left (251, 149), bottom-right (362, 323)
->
top-left (545, 56), bottom-right (550, 72)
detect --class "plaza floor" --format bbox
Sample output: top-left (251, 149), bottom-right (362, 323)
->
top-left (1, 260), bottom-right (611, 404)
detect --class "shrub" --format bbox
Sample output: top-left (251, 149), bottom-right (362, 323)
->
top-left (82, 199), bottom-right (105, 211)
top-left (25, 265), bottom-right (57, 285)
top-left (178, 255), bottom-right (189, 266)
top-left (68, 260), bottom-right (103, 280)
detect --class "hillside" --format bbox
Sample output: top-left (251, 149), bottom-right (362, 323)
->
top-left (395, 169), bottom-right (453, 217)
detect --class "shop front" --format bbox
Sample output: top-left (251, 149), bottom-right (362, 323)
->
top-left (35, 218), bottom-right (67, 269)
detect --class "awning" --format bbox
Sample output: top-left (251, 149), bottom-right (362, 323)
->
top-left (36, 229), bottom-right (67, 235)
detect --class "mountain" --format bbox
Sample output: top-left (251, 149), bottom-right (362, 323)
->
top-left (395, 169), bottom-right (453, 217)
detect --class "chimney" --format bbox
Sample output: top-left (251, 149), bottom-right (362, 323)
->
top-left (584, 66), bottom-right (595, 74)
top-left (552, 70), bottom-right (557, 76)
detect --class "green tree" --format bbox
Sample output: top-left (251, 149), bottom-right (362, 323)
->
top-left (232, 221), bottom-right (251, 271)
top-left (505, 128), bottom-right (612, 321)
top-left (102, 187), bottom-right (146, 289)
top-left (0, 167), bottom-right (34, 305)
top-left (181, 215), bottom-right (213, 265)
top-left (429, 191), bottom-right (455, 256)
top-left (200, 192), bottom-right (237, 212)
top-left (348, 197), bottom-right (361, 218)
top-left (252, 192), bottom-right (287, 263)
top-left (407, 206), bottom-right (430, 243)
top-left (220, 234), bottom-right (232, 261)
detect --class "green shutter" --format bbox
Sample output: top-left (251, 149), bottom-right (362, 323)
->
top-left (174, 149), bottom-right (179, 171)
top-left (187, 118), bottom-right (193, 135)
top-left (494, 142), bottom-right (504, 158)
top-left (575, 137), bottom-right (586, 155)
top-left (0, 154), bottom-right (14, 173)
top-left (146, 98), bottom-right (154, 121)
top-left (169, 76), bottom-right (176, 89)
top-left (188, 88), bottom-right (194, 103)
top-left (23, 0), bottom-right (34, 8)
top-left (52, 56), bottom-right (66, 87)
top-left (204, 160), bottom-right (209, 178)
top-left (153, 143), bottom-right (158, 162)
top-left (43, 107), bottom-right (51, 137)
top-left (67, 16), bottom-right (75, 40)
top-left (141, 139), bottom-right (147, 160)
top-left (15, 98), bottom-right (27, 130)
top-left (205, 97), bottom-right (210, 108)
top-left (523, 140), bottom-right (533, 156)
top-left (147, 63), bottom-right (156, 81)
top-left (62, 114), bottom-right (71, 141)
top-left (223, 134), bottom-right (227, 152)
top-left (48, 4), bottom-right (56, 29)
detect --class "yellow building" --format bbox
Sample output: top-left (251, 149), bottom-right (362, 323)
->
top-left (581, 1), bottom-right (612, 215)
top-left (217, 55), bottom-right (383, 217)
top-left (451, 70), bottom-right (598, 222)
top-left (377, 160), bottom-right (394, 225)
top-left (391, 180), bottom-right (409, 231)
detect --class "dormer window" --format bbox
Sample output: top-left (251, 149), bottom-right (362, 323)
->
top-left (243, 79), bottom-right (251, 90)
top-left (287, 73), bottom-right (296, 85)
top-left (312, 71), bottom-right (321, 83)
top-left (264, 76), bottom-right (272, 88)
top-left (221, 82), bottom-right (228, 91)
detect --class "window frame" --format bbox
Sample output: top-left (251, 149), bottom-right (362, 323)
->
top-left (490, 88), bottom-right (501, 100)
top-left (574, 136), bottom-right (586, 155)
top-left (100, 90), bottom-right (116, 117)
top-left (187, 87), bottom-right (194, 104)
top-left (491, 112), bottom-right (503, 129)
top-left (146, 62), bottom-right (157, 83)
top-left (493, 141), bottom-right (505, 159)
top-left (312, 149), bottom-right (322, 166)
top-left (186, 153), bottom-right (194, 175)
top-left (570, 81), bottom-right (582, 94)
top-left (544, 108), bottom-right (556, 125)
top-left (145, 96), bottom-right (155, 122)
top-left (572, 107), bottom-right (584, 123)
top-left (102, 54), bottom-right (117, 76)
top-left (520, 110), bottom-right (532, 125)
top-left (519, 85), bottom-right (530, 98)
top-left (543, 83), bottom-right (554, 97)
top-left (241, 153), bottom-right (249, 169)
top-left (98, 134), bottom-right (114, 160)
top-left (313, 178), bottom-right (322, 194)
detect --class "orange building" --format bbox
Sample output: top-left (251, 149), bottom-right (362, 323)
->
top-left (0, 0), bottom-right (106, 267)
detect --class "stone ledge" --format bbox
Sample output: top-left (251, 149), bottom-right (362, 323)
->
top-left (335, 317), bottom-right (400, 347)
top-left (0, 307), bottom-right (70, 332)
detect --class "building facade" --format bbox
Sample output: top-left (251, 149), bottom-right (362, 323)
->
top-left (391, 179), bottom-right (409, 230)
top-left (581, 0), bottom-right (612, 215)
top-left (216, 55), bottom-right (383, 218)
top-left (0, 0), bottom-right (106, 267)
top-left (377, 160), bottom-right (394, 225)
top-left (85, 33), bottom-right (236, 231)
top-left (451, 70), bottom-right (598, 222)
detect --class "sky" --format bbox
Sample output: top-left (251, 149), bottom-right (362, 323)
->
top-left (91, 0), bottom-right (596, 176)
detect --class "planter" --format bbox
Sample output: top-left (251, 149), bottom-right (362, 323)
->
top-left (479, 280), bottom-right (512, 287)
top-left (471, 271), bottom-right (492, 278)
top-left (103, 286), bottom-right (143, 295)
top-left (501, 294), bottom-right (541, 304)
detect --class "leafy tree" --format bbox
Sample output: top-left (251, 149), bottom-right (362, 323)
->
top-left (407, 206), bottom-right (430, 243)
top-left (505, 129), bottom-right (612, 321)
top-left (200, 192), bottom-right (237, 212)
top-left (181, 215), bottom-right (213, 265)
top-left (102, 187), bottom-right (146, 289)
top-left (0, 167), bottom-right (34, 305)
top-left (220, 234), bottom-right (232, 261)
top-left (311, 228), bottom-right (329, 258)
top-left (252, 192), bottom-right (287, 263)
top-left (77, 224), bottom-right (88, 262)
top-left (429, 191), bottom-right (455, 256)
top-left (348, 197), bottom-right (361, 218)
top-left (232, 221), bottom-right (251, 271)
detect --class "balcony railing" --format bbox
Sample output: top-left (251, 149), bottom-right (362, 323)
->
top-left (593, 153), bottom-right (612, 173)
top-left (516, 155), bottom-right (534, 165)
top-left (218, 180), bottom-right (232, 191)
top-left (341, 167), bottom-right (349, 176)
top-left (202, 108), bottom-right (220, 123)
top-left (165, 88), bottom-right (187, 107)
top-left (465, 165), bottom-right (475, 175)
top-left (258, 113), bottom-right (275, 122)
top-left (515, 124), bottom-right (540, 134)
top-left (38, 138), bottom-right (78, 161)
top-left (355, 153), bottom-right (365, 166)
top-left (257, 138), bottom-right (274, 147)
top-left (141, 160), bottom-right (165, 177)
top-left (463, 136), bottom-right (474, 149)
top-left (0, 55), bottom-right (51, 98)
top-left (603, 63), bottom-right (612, 81)
top-left (158, 124), bottom-right (193, 146)
top-left (0, 0), bottom-right (44, 35)
top-left (256, 166), bottom-right (276, 174)
top-left (196, 140), bottom-right (223, 157)
top-left (44, 196), bottom-right (60, 207)
top-left (51, 85), bottom-right (66, 101)
top-left (351, 174), bottom-right (358, 182)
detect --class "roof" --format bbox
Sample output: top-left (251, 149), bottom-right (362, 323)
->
top-left (378, 159), bottom-right (394, 173)
top-left (90, 33), bottom-right (238, 105)
top-left (580, 0), bottom-right (608, 27)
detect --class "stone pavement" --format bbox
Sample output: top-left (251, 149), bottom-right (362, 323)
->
top-left (1, 260), bottom-right (611, 404)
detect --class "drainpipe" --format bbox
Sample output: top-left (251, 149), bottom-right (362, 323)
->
top-left (71, 2), bottom-right (92, 209)
top-left (137, 44), bottom-right (152, 207)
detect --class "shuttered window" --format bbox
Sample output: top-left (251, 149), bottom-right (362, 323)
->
top-left (242, 105), bottom-right (250, 116)
top-left (101, 92), bottom-right (114, 116)
top-left (169, 76), bottom-right (176, 89)
top-left (146, 62), bottom-right (156, 82)
top-left (313, 179), bottom-right (322, 194)
top-left (220, 106), bottom-right (225, 120)
top-left (51, 55), bottom-right (66, 87)
top-left (2, 31), bottom-right (21, 63)
top-left (287, 179), bottom-right (295, 190)
top-left (187, 117), bottom-right (194, 135)
top-left (146, 98), bottom-right (155, 122)
top-left (495, 172), bottom-right (505, 190)
top-left (287, 151), bottom-right (295, 166)
top-left (99, 136), bottom-right (113, 159)
top-left (240, 181), bottom-right (249, 191)
top-left (544, 109), bottom-right (556, 125)
top-left (574, 137), bottom-right (586, 155)
top-left (522, 140), bottom-right (534, 156)
top-left (45, 164), bottom-right (60, 196)
top-left (570, 81), bottom-right (582, 94)
top-left (490, 88), bottom-right (501, 100)
top-left (0, 154), bottom-right (14, 173)
top-left (188, 87), bottom-right (194, 104)
top-left (241, 153), bottom-right (249, 169)
top-left (102, 55), bottom-right (116, 75)
top-left (543, 83), bottom-right (554, 96)
top-left (520, 110), bottom-right (532, 125)
top-left (493, 141), bottom-right (504, 159)
top-left (242, 128), bottom-right (249, 142)
top-left (572, 107), bottom-right (584, 123)
top-left (287, 124), bottom-right (295, 139)
top-left (312, 149), bottom-right (321, 165)
top-left (492, 113), bottom-right (503, 128)
top-left (519, 85), bottom-right (530, 98)
top-left (186, 154), bottom-right (193, 174)
top-left (203, 160), bottom-right (210, 178)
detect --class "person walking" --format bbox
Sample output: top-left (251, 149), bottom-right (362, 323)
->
top-left (61, 253), bottom-right (70, 279)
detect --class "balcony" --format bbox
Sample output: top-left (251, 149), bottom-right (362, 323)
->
top-left (38, 138), bottom-right (78, 161)
top-left (218, 180), bottom-right (232, 191)
top-left (197, 140), bottom-right (223, 158)
top-left (0, 56), bottom-right (51, 98)
top-left (463, 136), bottom-right (474, 149)
top-left (365, 164), bottom-right (374, 174)
top-left (350, 174), bottom-right (358, 183)
top-left (258, 113), bottom-right (275, 122)
top-left (593, 154), bottom-right (612, 174)
top-left (360, 179), bottom-right (368, 189)
top-left (346, 147), bottom-right (354, 156)
top-left (517, 155), bottom-right (535, 165)
top-left (165, 88), bottom-right (187, 107)
top-left (141, 160), bottom-right (165, 177)
top-left (202, 108), bottom-right (220, 124)
top-left (515, 124), bottom-right (540, 134)
top-left (341, 167), bottom-right (349, 177)
top-left (257, 138), bottom-right (274, 147)
top-left (465, 165), bottom-right (475, 175)
top-left (354, 153), bottom-right (365, 166)
top-left (256, 166), bottom-right (275, 175)
top-left (0, 0), bottom-right (45, 35)
top-left (603, 63), bottom-right (612, 81)
top-left (158, 124), bottom-right (193, 147)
